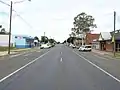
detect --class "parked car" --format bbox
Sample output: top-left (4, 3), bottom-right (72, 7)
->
top-left (78, 45), bottom-right (92, 51)
top-left (70, 44), bottom-right (76, 48)
top-left (76, 45), bottom-right (80, 49)
top-left (40, 44), bottom-right (50, 49)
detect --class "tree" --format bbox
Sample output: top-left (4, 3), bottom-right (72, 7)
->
top-left (41, 36), bottom-right (49, 44)
top-left (67, 37), bottom-right (76, 44)
top-left (34, 36), bottom-right (39, 42)
top-left (63, 40), bottom-right (66, 44)
top-left (49, 39), bottom-right (55, 44)
top-left (0, 28), bottom-right (6, 34)
top-left (0, 25), bottom-right (2, 28)
top-left (73, 12), bottom-right (97, 35)
top-left (34, 36), bottom-right (39, 46)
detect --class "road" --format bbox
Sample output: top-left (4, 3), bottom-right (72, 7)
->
top-left (0, 44), bottom-right (120, 90)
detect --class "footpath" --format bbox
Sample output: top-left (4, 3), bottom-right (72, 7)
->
top-left (0, 47), bottom-right (40, 57)
top-left (92, 49), bottom-right (120, 60)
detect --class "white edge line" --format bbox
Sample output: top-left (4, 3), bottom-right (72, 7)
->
top-left (0, 50), bottom-right (50, 83)
top-left (73, 50), bottom-right (120, 83)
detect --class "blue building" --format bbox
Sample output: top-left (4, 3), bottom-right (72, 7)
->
top-left (14, 35), bottom-right (34, 48)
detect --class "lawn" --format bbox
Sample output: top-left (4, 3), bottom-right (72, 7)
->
top-left (115, 52), bottom-right (120, 58)
top-left (0, 46), bottom-right (16, 51)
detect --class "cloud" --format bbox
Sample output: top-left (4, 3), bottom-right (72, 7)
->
top-left (1, 0), bottom-right (120, 42)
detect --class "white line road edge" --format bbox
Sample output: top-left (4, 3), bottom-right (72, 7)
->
top-left (0, 50), bottom-right (50, 83)
top-left (73, 50), bottom-right (120, 83)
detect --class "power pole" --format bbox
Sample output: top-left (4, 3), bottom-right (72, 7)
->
top-left (113, 11), bottom-right (116, 57)
top-left (81, 31), bottom-right (84, 46)
top-left (8, 1), bottom-right (12, 54)
top-left (82, 33), bottom-right (84, 46)
top-left (44, 32), bottom-right (45, 37)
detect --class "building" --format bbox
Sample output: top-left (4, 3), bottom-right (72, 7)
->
top-left (98, 30), bottom-right (120, 52)
top-left (86, 33), bottom-right (100, 44)
top-left (14, 35), bottom-right (34, 48)
top-left (111, 30), bottom-right (120, 52)
top-left (0, 33), bottom-right (14, 47)
top-left (86, 33), bottom-right (100, 49)
top-left (99, 32), bottom-right (112, 51)
top-left (92, 39), bottom-right (100, 49)
top-left (73, 38), bottom-right (85, 47)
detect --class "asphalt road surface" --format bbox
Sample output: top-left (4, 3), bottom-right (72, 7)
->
top-left (0, 44), bottom-right (120, 90)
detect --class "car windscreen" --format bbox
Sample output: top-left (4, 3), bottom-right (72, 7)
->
top-left (85, 46), bottom-right (91, 48)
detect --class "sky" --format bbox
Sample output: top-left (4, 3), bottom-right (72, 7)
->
top-left (0, 0), bottom-right (120, 42)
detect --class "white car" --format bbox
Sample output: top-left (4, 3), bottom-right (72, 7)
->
top-left (79, 45), bottom-right (92, 51)
top-left (70, 44), bottom-right (76, 48)
top-left (40, 44), bottom-right (50, 49)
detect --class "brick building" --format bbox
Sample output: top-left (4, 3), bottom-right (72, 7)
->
top-left (85, 33), bottom-right (100, 49)
top-left (86, 33), bottom-right (100, 45)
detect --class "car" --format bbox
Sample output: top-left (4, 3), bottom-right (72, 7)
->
top-left (76, 45), bottom-right (80, 49)
top-left (40, 44), bottom-right (50, 49)
top-left (78, 45), bottom-right (92, 51)
top-left (70, 44), bottom-right (76, 48)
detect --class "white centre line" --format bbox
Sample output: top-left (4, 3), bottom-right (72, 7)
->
top-left (0, 50), bottom-right (50, 83)
top-left (60, 52), bottom-right (62, 55)
top-left (73, 50), bottom-right (120, 83)
top-left (60, 58), bottom-right (63, 62)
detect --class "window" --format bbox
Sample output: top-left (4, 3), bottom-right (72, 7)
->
top-left (85, 46), bottom-right (91, 48)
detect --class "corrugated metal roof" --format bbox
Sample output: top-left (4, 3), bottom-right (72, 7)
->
top-left (99, 32), bottom-right (111, 40)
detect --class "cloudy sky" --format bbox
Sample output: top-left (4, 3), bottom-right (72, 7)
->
top-left (0, 0), bottom-right (120, 42)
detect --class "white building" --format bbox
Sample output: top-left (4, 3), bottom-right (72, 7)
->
top-left (0, 34), bottom-right (14, 47)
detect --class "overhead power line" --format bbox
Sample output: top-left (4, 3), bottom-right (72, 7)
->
top-left (0, 0), bottom-right (33, 29)
top-left (0, 0), bottom-right (10, 6)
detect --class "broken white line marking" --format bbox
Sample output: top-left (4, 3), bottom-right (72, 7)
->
top-left (60, 58), bottom-right (63, 62)
top-left (60, 52), bottom-right (62, 55)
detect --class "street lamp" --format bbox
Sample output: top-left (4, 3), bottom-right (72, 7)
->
top-left (8, 0), bottom-right (31, 54)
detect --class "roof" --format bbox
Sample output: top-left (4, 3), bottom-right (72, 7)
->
top-left (0, 32), bottom-right (9, 35)
top-left (99, 32), bottom-right (111, 41)
top-left (110, 30), bottom-right (120, 40)
top-left (14, 35), bottom-right (34, 39)
top-left (86, 33), bottom-right (100, 43)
